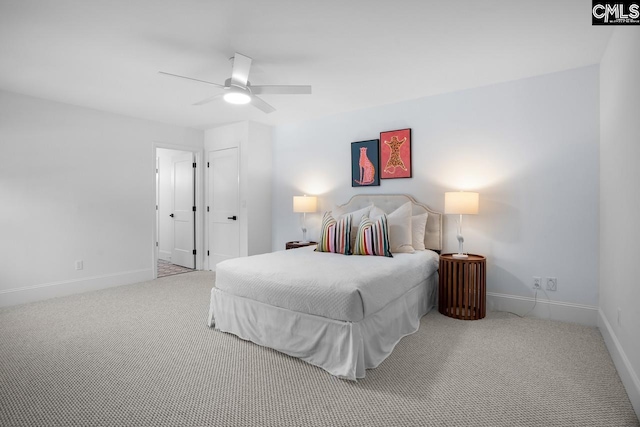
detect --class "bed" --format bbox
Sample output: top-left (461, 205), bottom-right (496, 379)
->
top-left (207, 194), bottom-right (443, 380)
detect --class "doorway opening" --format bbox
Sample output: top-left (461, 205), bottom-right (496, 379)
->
top-left (156, 148), bottom-right (196, 277)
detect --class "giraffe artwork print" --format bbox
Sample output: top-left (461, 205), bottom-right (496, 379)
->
top-left (380, 128), bottom-right (412, 179)
top-left (351, 139), bottom-right (380, 187)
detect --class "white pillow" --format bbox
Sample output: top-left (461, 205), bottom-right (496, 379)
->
top-left (331, 203), bottom-right (373, 249)
top-left (411, 213), bottom-right (428, 251)
top-left (332, 203), bottom-right (373, 225)
top-left (370, 202), bottom-right (414, 253)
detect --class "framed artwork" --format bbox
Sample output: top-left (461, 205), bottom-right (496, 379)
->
top-left (351, 139), bottom-right (380, 187)
top-left (380, 128), bottom-right (411, 179)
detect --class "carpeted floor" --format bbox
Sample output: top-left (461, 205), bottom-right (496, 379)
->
top-left (0, 271), bottom-right (638, 427)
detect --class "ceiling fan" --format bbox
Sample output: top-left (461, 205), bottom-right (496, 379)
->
top-left (159, 52), bottom-right (312, 114)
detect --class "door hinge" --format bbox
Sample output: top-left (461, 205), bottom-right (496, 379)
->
top-left (207, 162), bottom-right (209, 168)
top-left (207, 250), bottom-right (210, 256)
top-left (207, 206), bottom-right (209, 212)
top-left (192, 162), bottom-right (196, 168)
top-left (192, 206), bottom-right (196, 212)
top-left (156, 168), bottom-right (158, 174)
top-left (155, 205), bottom-right (158, 210)
top-left (192, 249), bottom-right (196, 255)
top-left (156, 242), bottom-right (158, 247)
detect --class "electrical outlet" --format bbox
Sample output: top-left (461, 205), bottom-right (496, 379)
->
top-left (533, 277), bottom-right (541, 290)
top-left (75, 260), bottom-right (83, 271)
top-left (546, 277), bottom-right (557, 291)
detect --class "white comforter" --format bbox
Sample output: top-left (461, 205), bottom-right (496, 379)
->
top-left (215, 246), bottom-right (439, 322)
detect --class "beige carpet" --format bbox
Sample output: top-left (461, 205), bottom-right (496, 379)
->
top-left (0, 271), bottom-right (637, 427)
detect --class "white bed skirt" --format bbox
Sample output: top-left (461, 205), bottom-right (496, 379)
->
top-left (207, 272), bottom-right (437, 380)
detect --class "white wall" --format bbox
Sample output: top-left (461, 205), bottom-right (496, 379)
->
top-left (245, 121), bottom-right (273, 256)
top-left (0, 90), bottom-right (203, 306)
top-left (272, 66), bottom-right (600, 323)
top-left (599, 28), bottom-right (640, 417)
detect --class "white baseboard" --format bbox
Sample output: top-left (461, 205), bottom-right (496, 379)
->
top-left (487, 292), bottom-right (599, 326)
top-left (159, 251), bottom-right (171, 262)
top-left (598, 309), bottom-right (640, 419)
top-left (0, 269), bottom-right (154, 308)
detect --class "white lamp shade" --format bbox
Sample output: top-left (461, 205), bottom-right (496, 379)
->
top-left (444, 191), bottom-right (479, 215)
top-left (293, 196), bottom-right (317, 213)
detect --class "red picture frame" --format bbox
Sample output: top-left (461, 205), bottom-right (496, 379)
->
top-left (380, 128), bottom-right (411, 179)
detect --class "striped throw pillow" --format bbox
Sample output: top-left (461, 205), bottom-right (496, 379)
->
top-left (353, 215), bottom-right (393, 257)
top-left (315, 211), bottom-right (352, 255)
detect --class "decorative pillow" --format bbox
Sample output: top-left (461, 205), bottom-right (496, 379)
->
top-left (370, 202), bottom-right (414, 253)
top-left (353, 215), bottom-right (393, 257)
top-left (331, 203), bottom-right (373, 249)
top-left (411, 213), bottom-right (429, 251)
top-left (315, 211), bottom-right (352, 255)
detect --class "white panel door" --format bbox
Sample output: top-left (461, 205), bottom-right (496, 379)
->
top-left (208, 148), bottom-right (240, 270)
top-left (155, 156), bottom-right (160, 263)
top-left (171, 152), bottom-right (195, 268)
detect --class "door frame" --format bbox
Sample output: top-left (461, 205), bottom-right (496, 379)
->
top-left (152, 142), bottom-right (204, 279)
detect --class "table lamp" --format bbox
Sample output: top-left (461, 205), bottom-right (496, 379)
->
top-left (444, 191), bottom-right (479, 259)
top-left (293, 195), bottom-right (317, 243)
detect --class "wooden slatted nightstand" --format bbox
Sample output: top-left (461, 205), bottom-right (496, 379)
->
top-left (439, 254), bottom-right (486, 320)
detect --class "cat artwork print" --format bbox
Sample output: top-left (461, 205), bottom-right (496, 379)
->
top-left (355, 147), bottom-right (375, 185)
top-left (380, 128), bottom-right (412, 179)
top-left (351, 139), bottom-right (380, 187)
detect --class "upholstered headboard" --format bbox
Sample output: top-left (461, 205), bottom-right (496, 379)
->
top-left (336, 194), bottom-right (443, 252)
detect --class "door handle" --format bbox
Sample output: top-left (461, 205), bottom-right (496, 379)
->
top-left (227, 215), bottom-right (237, 220)
top-left (169, 213), bottom-right (174, 218)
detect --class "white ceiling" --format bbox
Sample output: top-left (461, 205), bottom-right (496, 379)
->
top-left (0, 0), bottom-right (612, 130)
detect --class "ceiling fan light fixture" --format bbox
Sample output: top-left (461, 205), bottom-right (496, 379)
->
top-left (223, 89), bottom-right (251, 105)
top-left (159, 52), bottom-right (310, 113)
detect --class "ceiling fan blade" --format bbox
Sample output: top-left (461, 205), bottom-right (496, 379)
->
top-left (230, 53), bottom-right (252, 87)
top-left (250, 85), bottom-right (312, 95)
top-left (192, 93), bottom-right (224, 106)
top-left (158, 71), bottom-right (224, 88)
top-left (251, 95), bottom-right (276, 114)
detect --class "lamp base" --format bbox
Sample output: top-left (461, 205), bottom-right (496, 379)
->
top-left (452, 253), bottom-right (469, 259)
